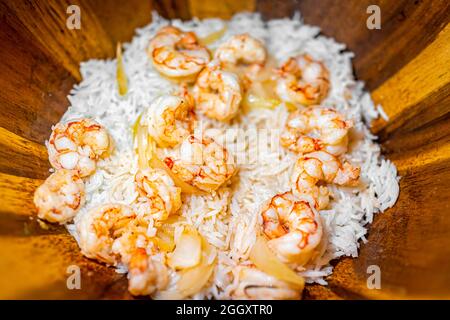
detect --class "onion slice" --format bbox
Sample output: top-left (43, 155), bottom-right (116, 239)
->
top-left (176, 238), bottom-right (215, 297)
top-left (135, 121), bottom-right (150, 170)
top-left (155, 230), bottom-right (175, 253)
top-left (168, 228), bottom-right (202, 270)
top-left (116, 42), bottom-right (128, 96)
top-left (249, 235), bottom-right (305, 289)
top-left (243, 93), bottom-right (281, 112)
top-left (154, 232), bottom-right (216, 300)
top-left (242, 77), bottom-right (282, 112)
top-left (199, 26), bottom-right (227, 46)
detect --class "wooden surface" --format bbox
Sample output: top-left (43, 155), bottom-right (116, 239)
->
top-left (0, 0), bottom-right (449, 299)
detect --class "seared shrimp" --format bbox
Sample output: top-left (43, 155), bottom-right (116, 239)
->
top-left (147, 26), bottom-right (210, 81)
top-left (47, 119), bottom-right (112, 177)
top-left (77, 204), bottom-right (137, 265)
top-left (231, 266), bottom-right (301, 300)
top-left (291, 151), bottom-right (360, 209)
top-left (276, 54), bottom-right (330, 105)
top-left (127, 248), bottom-right (169, 296)
top-left (281, 107), bottom-right (353, 156)
top-left (135, 168), bottom-right (182, 222)
top-left (143, 89), bottom-right (195, 148)
top-left (261, 192), bottom-right (322, 265)
top-left (33, 169), bottom-right (85, 224)
top-left (164, 134), bottom-right (236, 192)
top-left (193, 63), bottom-right (243, 122)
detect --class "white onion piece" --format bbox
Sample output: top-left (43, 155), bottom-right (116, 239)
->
top-left (168, 229), bottom-right (202, 270)
top-left (155, 234), bottom-right (216, 299)
top-left (249, 235), bottom-right (305, 289)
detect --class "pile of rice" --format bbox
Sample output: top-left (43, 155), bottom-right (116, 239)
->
top-left (63, 11), bottom-right (400, 299)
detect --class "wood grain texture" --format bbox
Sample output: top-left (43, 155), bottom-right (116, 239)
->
top-left (371, 24), bottom-right (450, 138)
top-left (0, 127), bottom-right (49, 179)
top-left (189, 0), bottom-right (255, 19)
top-left (382, 113), bottom-right (450, 167)
top-left (0, 4), bottom-right (74, 144)
top-left (3, 0), bottom-right (115, 81)
top-left (87, 0), bottom-right (153, 44)
top-left (0, 233), bottom-right (131, 299)
top-left (152, 0), bottom-right (191, 20)
top-left (0, 0), bottom-right (449, 300)
top-left (0, 172), bottom-right (42, 216)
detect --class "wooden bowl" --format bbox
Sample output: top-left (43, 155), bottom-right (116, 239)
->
top-left (0, 0), bottom-right (449, 299)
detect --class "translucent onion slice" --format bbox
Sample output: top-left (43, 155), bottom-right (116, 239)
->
top-left (284, 102), bottom-right (298, 112)
top-left (176, 238), bottom-right (215, 297)
top-left (135, 121), bottom-right (150, 170)
top-left (243, 93), bottom-right (281, 112)
top-left (116, 42), bottom-right (128, 96)
top-left (154, 215), bottom-right (184, 254)
top-left (154, 232), bottom-right (216, 300)
top-left (199, 26), bottom-right (227, 46)
top-left (132, 114), bottom-right (142, 138)
top-left (243, 77), bottom-right (282, 112)
top-left (168, 228), bottom-right (202, 270)
top-left (249, 235), bottom-right (305, 289)
top-left (155, 230), bottom-right (175, 253)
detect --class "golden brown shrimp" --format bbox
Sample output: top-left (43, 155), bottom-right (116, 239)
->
top-left (163, 134), bottom-right (237, 192)
top-left (291, 151), bottom-right (360, 209)
top-left (193, 62), bottom-right (243, 122)
top-left (47, 119), bottom-right (112, 177)
top-left (143, 87), bottom-right (196, 148)
top-left (276, 54), bottom-right (330, 105)
top-left (127, 248), bottom-right (169, 296)
top-left (281, 107), bottom-right (353, 156)
top-left (261, 192), bottom-right (323, 265)
top-left (77, 203), bottom-right (138, 265)
top-left (147, 26), bottom-right (210, 81)
top-left (33, 169), bottom-right (85, 224)
top-left (135, 168), bottom-right (182, 222)
top-left (231, 266), bottom-right (301, 300)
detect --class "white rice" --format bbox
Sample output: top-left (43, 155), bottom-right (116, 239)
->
top-left (63, 11), bottom-right (400, 299)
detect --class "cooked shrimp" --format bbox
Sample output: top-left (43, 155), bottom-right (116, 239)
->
top-left (147, 26), bottom-right (210, 81)
top-left (163, 134), bottom-right (236, 192)
top-left (135, 168), bottom-right (182, 222)
top-left (215, 34), bottom-right (266, 66)
top-left (77, 204), bottom-right (137, 265)
top-left (47, 119), bottom-right (112, 177)
top-left (261, 192), bottom-right (322, 265)
top-left (291, 151), bottom-right (360, 208)
top-left (214, 34), bottom-right (268, 91)
top-left (276, 54), bottom-right (330, 105)
top-left (77, 205), bottom-right (167, 295)
top-left (33, 169), bottom-right (85, 224)
top-left (127, 248), bottom-right (169, 296)
top-left (231, 266), bottom-right (301, 300)
top-left (143, 89), bottom-right (195, 148)
top-left (281, 107), bottom-right (353, 156)
top-left (193, 62), bottom-right (243, 122)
